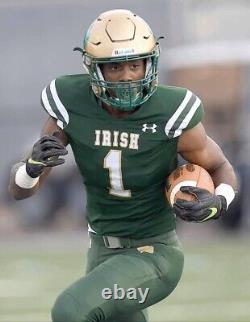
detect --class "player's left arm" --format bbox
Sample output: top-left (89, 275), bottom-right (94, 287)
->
top-left (175, 122), bottom-right (238, 222)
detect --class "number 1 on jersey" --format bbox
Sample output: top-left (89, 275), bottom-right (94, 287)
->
top-left (104, 150), bottom-right (131, 198)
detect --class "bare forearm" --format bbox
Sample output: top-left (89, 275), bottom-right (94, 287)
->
top-left (209, 160), bottom-right (238, 192)
top-left (8, 162), bottom-right (51, 200)
top-left (179, 129), bottom-right (238, 191)
top-left (9, 162), bottom-right (37, 200)
top-left (9, 118), bottom-right (67, 200)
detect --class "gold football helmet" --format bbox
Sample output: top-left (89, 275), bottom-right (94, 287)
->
top-left (80, 9), bottom-right (160, 111)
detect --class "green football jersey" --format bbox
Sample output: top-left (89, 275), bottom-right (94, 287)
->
top-left (41, 74), bottom-right (204, 238)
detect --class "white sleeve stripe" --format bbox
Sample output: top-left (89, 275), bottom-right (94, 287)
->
top-left (50, 80), bottom-right (69, 124)
top-left (41, 87), bottom-right (58, 119)
top-left (173, 96), bottom-right (201, 138)
top-left (56, 120), bottom-right (64, 130)
top-left (165, 90), bottom-right (192, 136)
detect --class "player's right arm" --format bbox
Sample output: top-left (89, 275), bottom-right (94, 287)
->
top-left (8, 117), bottom-right (68, 200)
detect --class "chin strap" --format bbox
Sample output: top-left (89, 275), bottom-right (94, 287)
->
top-left (73, 47), bottom-right (85, 55)
top-left (73, 47), bottom-right (90, 74)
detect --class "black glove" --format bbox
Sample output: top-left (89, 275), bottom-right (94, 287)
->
top-left (26, 134), bottom-right (68, 178)
top-left (173, 186), bottom-right (227, 223)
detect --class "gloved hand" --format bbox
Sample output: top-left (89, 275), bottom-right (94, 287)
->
top-left (26, 134), bottom-right (68, 178)
top-left (173, 186), bottom-right (227, 222)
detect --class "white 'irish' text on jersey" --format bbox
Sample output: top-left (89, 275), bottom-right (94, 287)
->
top-left (94, 130), bottom-right (139, 150)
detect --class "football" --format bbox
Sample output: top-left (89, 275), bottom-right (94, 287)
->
top-left (166, 163), bottom-right (215, 206)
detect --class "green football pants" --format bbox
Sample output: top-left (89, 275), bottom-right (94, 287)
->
top-left (51, 230), bottom-right (184, 322)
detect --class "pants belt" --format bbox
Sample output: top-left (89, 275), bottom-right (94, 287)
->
top-left (89, 230), bottom-right (177, 249)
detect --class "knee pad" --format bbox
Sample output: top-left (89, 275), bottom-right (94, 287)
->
top-left (51, 292), bottom-right (81, 322)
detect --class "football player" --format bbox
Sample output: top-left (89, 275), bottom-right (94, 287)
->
top-left (9, 9), bottom-right (237, 322)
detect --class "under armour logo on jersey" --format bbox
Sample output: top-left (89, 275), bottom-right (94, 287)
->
top-left (142, 123), bottom-right (157, 133)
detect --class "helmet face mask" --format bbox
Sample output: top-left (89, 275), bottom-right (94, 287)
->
top-left (104, 79), bottom-right (143, 109)
top-left (82, 9), bottom-right (160, 111)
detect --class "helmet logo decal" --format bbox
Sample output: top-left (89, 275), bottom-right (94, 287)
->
top-left (142, 124), bottom-right (157, 133)
top-left (112, 48), bottom-right (135, 57)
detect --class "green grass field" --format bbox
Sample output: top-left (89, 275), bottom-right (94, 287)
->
top-left (0, 231), bottom-right (250, 322)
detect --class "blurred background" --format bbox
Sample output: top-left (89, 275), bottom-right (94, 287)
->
top-left (1, 0), bottom-right (250, 321)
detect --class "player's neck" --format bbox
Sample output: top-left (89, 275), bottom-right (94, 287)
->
top-left (102, 103), bottom-right (140, 118)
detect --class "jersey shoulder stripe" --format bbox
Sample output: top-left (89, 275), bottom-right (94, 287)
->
top-left (41, 79), bottom-right (69, 129)
top-left (174, 95), bottom-right (201, 137)
top-left (164, 89), bottom-right (203, 138)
